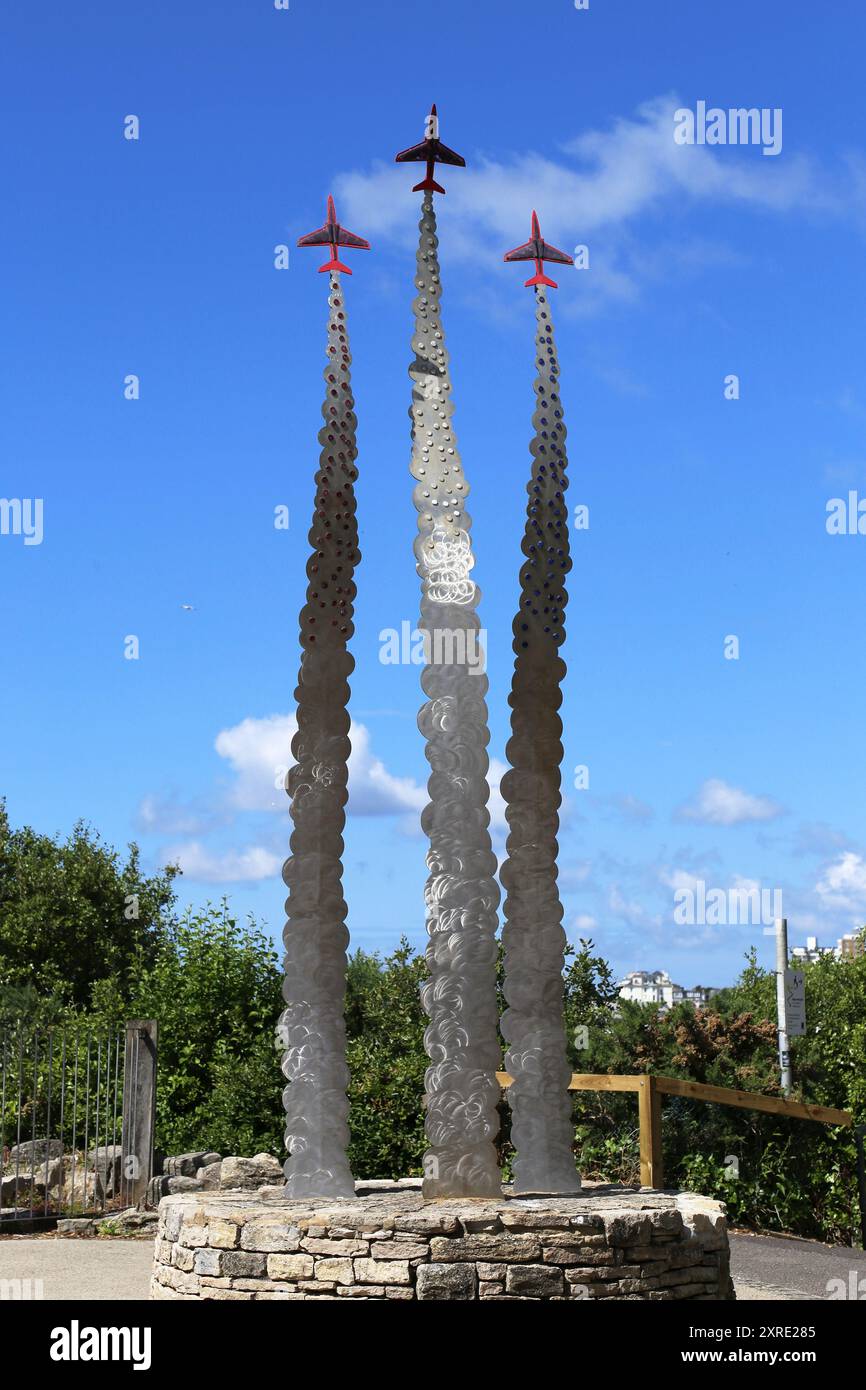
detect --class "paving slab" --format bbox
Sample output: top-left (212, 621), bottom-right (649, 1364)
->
top-left (0, 1238), bottom-right (153, 1301)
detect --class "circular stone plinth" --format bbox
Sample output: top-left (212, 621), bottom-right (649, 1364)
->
top-left (150, 1181), bottom-right (734, 1301)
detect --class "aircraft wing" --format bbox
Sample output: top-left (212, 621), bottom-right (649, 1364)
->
top-left (503, 239), bottom-right (538, 263)
top-left (297, 225), bottom-right (331, 247)
top-left (395, 139), bottom-right (429, 164)
top-left (433, 140), bottom-right (466, 168)
top-left (540, 239), bottom-right (574, 266)
top-left (336, 227), bottom-right (371, 250)
top-left (396, 138), bottom-right (466, 168)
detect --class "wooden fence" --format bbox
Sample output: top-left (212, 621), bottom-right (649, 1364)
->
top-left (497, 1070), bottom-right (852, 1190)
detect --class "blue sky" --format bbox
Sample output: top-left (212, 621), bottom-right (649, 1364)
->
top-left (3, 0), bottom-right (866, 989)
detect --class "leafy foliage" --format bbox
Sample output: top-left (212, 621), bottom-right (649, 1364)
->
top-left (345, 941), bottom-right (428, 1178)
top-left (1, 805), bottom-right (863, 1242)
top-left (0, 800), bottom-right (177, 1011)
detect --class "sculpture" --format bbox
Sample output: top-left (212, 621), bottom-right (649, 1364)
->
top-left (499, 214), bottom-right (582, 1193)
top-left (279, 198), bottom-right (369, 1198)
top-left (399, 109), bottom-right (503, 1199)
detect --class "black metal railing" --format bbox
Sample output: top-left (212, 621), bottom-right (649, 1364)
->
top-left (0, 1022), bottom-right (156, 1224)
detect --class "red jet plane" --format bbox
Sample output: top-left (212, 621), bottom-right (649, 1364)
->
top-left (395, 104), bottom-right (466, 194)
top-left (297, 194), bottom-right (370, 275)
top-left (504, 211), bottom-right (574, 289)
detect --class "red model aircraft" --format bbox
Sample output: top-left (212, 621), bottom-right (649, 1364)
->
top-left (504, 211), bottom-right (574, 289)
top-left (395, 104), bottom-right (466, 194)
top-left (297, 194), bottom-right (370, 275)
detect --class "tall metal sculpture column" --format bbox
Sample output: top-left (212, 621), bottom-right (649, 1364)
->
top-left (397, 109), bottom-right (502, 1198)
top-left (499, 213), bottom-right (582, 1194)
top-left (278, 196), bottom-right (369, 1199)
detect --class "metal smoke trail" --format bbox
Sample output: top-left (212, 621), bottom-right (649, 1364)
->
top-left (499, 283), bottom-right (582, 1195)
top-left (408, 191), bottom-right (502, 1199)
top-left (279, 270), bottom-right (360, 1199)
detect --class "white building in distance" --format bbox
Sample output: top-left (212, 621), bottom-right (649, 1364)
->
top-left (790, 932), bottom-right (865, 964)
top-left (617, 970), bottom-right (718, 1012)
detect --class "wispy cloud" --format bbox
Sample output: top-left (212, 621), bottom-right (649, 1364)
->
top-left (143, 712), bottom-right (429, 885)
top-left (815, 851), bottom-right (866, 917)
top-left (675, 778), bottom-right (784, 827)
top-left (334, 95), bottom-right (861, 312)
top-left (161, 842), bottom-right (282, 884)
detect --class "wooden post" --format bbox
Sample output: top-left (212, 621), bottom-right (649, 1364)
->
top-left (638, 1074), bottom-right (664, 1189)
top-left (121, 1020), bottom-right (157, 1207)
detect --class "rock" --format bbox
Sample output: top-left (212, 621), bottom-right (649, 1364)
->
top-left (8, 1139), bottom-right (63, 1166)
top-left (61, 1170), bottom-right (104, 1210)
top-left (220, 1154), bottom-right (283, 1190)
top-left (199, 1153), bottom-right (221, 1168)
top-left (57, 1218), bottom-right (97, 1235)
top-left (0, 1176), bottom-right (23, 1205)
top-left (111, 1208), bottom-right (158, 1234)
top-left (145, 1175), bottom-right (170, 1207)
top-left (166, 1176), bottom-right (204, 1194)
top-left (416, 1263), bottom-right (477, 1300)
top-left (163, 1152), bottom-right (208, 1179)
top-left (257, 1184), bottom-right (286, 1201)
top-left (0, 1160), bottom-right (63, 1204)
top-left (87, 1145), bottom-right (123, 1196)
top-left (198, 1162), bottom-right (222, 1189)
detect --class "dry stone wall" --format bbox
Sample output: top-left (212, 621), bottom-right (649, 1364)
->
top-left (151, 1183), bottom-right (735, 1301)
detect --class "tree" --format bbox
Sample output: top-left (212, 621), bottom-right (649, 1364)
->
top-left (345, 941), bottom-right (428, 1178)
top-left (124, 902), bottom-right (285, 1158)
top-left (0, 801), bottom-right (177, 1011)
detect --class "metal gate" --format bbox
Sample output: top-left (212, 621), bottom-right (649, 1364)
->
top-left (0, 1020), bottom-right (157, 1226)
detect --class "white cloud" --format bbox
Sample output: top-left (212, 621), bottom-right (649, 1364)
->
top-left (213, 713), bottom-right (425, 818)
top-left (590, 792), bottom-right (654, 825)
top-left (675, 778), bottom-right (784, 827)
top-left (608, 884), bottom-right (661, 931)
top-left (815, 852), bottom-right (866, 916)
top-left (136, 793), bottom-right (222, 837)
top-left (571, 913), bottom-right (599, 934)
top-left (162, 841), bottom-right (282, 884)
top-left (333, 95), bottom-right (855, 311)
top-left (144, 713), bottom-right (430, 885)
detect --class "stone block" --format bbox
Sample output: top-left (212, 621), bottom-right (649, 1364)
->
top-left (240, 1220), bottom-right (301, 1252)
top-left (505, 1264), bottom-right (565, 1298)
top-left (193, 1249), bottom-right (222, 1276)
top-left (354, 1258), bottom-right (411, 1285)
top-left (198, 1162), bottom-right (222, 1190)
top-left (208, 1219), bottom-right (240, 1249)
top-left (416, 1263), bottom-right (476, 1300)
top-left (315, 1258), bottom-right (355, 1285)
top-left (430, 1234), bottom-right (541, 1263)
top-left (369, 1240), bottom-right (428, 1260)
top-left (221, 1251), bottom-right (266, 1279)
top-left (164, 1153), bottom-right (208, 1179)
top-left (267, 1254), bottom-right (315, 1281)
top-left (302, 1236), bottom-right (368, 1256)
top-left (604, 1212), bottom-right (653, 1246)
top-left (179, 1223), bottom-right (208, 1248)
top-left (220, 1155), bottom-right (283, 1190)
top-left (500, 1210), bottom-right (573, 1232)
top-left (167, 1176), bottom-right (204, 1195)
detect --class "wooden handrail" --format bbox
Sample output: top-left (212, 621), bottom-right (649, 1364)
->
top-left (652, 1075), bottom-right (851, 1127)
top-left (496, 1070), bottom-right (853, 1189)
